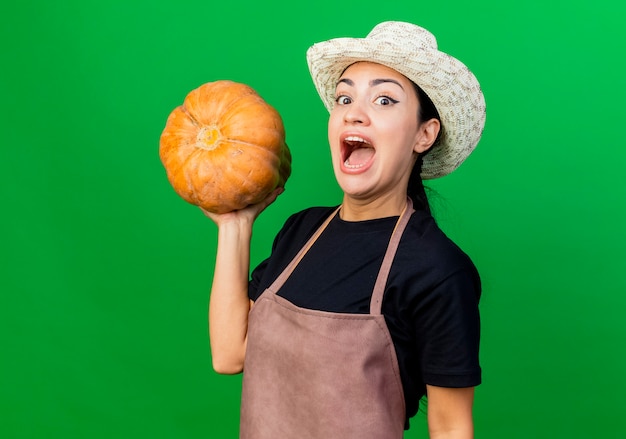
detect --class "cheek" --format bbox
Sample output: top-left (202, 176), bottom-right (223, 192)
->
top-left (395, 118), bottom-right (420, 152)
top-left (328, 110), bottom-right (341, 130)
top-left (327, 113), bottom-right (342, 150)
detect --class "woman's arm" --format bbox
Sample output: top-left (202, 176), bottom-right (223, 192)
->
top-left (203, 188), bottom-right (283, 374)
top-left (426, 385), bottom-right (475, 439)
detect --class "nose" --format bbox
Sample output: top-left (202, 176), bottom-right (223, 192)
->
top-left (343, 101), bottom-right (369, 125)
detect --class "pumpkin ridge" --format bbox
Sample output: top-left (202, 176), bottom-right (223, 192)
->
top-left (225, 138), bottom-right (284, 153)
top-left (220, 92), bottom-right (265, 124)
top-left (181, 147), bottom-right (206, 204)
top-left (178, 102), bottom-right (225, 151)
top-left (180, 103), bottom-right (202, 128)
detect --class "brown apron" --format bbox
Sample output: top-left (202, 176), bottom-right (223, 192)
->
top-left (240, 199), bottom-right (414, 439)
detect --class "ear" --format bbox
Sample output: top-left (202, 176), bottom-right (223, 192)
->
top-left (413, 118), bottom-right (441, 154)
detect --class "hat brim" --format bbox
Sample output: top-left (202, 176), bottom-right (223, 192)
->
top-left (306, 26), bottom-right (486, 179)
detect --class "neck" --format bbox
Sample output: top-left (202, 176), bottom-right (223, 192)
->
top-left (339, 193), bottom-right (408, 221)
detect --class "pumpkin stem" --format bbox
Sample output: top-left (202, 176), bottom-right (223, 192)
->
top-left (196, 125), bottom-right (222, 150)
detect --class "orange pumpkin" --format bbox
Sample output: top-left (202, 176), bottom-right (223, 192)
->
top-left (159, 80), bottom-right (291, 213)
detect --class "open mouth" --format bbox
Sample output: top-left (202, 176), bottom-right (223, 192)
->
top-left (342, 135), bottom-right (375, 169)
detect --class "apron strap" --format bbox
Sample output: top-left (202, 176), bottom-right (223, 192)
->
top-left (370, 198), bottom-right (414, 315)
top-left (267, 205), bottom-right (341, 294)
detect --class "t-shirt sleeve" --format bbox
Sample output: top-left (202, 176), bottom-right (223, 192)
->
top-left (416, 267), bottom-right (482, 388)
top-left (248, 258), bottom-right (269, 302)
top-left (248, 227), bottom-right (286, 302)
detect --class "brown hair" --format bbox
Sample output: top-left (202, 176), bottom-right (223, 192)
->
top-left (408, 83), bottom-right (442, 213)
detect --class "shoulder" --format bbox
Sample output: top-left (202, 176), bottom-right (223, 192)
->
top-left (405, 211), bottom-right (476, 266)
top-left (280, 206), bottom-right (338, 233)
top-left (275, 205), bottom-right (337, 241)
top-left (271, 205), bottom-right (338, 251)
top-left (249, 205), bottom-right (337, 299)
top-left (394, 210), bottom-right (481, 294)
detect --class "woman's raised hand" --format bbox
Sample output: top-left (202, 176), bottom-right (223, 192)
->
top-left (201, 187), bottom-right (285, 227)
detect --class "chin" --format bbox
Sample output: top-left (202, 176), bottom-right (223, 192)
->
top-left (336, 180), bottom-right (373, 199)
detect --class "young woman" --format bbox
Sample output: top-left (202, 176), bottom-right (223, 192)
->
top-left (205, 21), bottom-right (486, 439)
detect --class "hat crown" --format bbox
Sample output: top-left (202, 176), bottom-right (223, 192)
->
top-left (366, 21), bottom-right (438, 51)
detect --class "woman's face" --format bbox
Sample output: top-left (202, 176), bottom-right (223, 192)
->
top-left (328, 62), bottom-right (434, 206)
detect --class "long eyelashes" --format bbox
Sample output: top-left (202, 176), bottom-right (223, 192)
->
top-left (335, 95), bottom-right (352, 105)
top-left (334, 94), bottom-right (400, 106)
top-left (375, 96), bottom-right (399, 105)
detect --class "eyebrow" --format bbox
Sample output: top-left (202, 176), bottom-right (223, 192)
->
top-left (337, 78), bottom-right (405, 90)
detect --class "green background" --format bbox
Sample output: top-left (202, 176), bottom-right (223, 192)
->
top-left (2, 0), bottom-right (624, 437)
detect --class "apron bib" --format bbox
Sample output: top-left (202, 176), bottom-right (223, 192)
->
top-left (240, 199), bottom-right (414, 439)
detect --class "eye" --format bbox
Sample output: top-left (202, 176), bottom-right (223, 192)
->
top-left (335, 95), bottom-right (352, 105)
top-left (375, 96), bottom-right (399, 106)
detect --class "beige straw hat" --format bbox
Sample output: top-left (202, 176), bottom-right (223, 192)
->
top-left (306, 21), bottom-right (486, 179)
